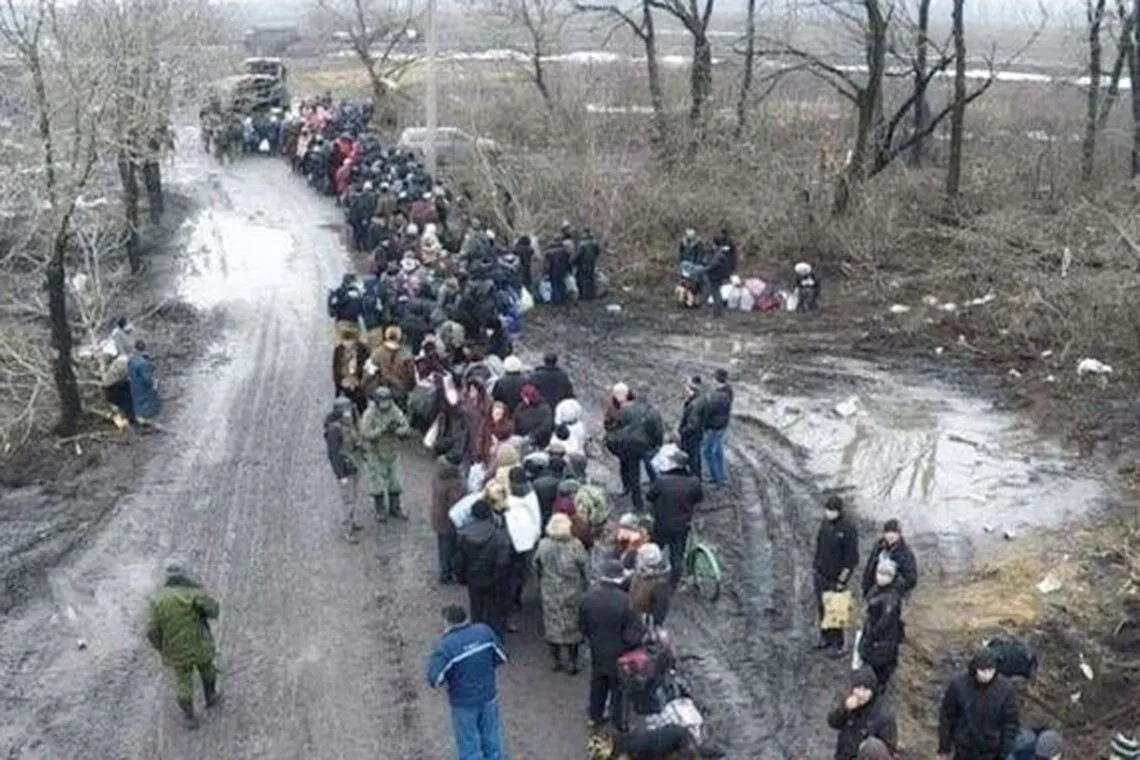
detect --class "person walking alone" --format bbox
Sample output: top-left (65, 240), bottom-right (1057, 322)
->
top-left (700, 369), bottom-right (732, 488)
top-left (426, 604), bottom-right (509, 760)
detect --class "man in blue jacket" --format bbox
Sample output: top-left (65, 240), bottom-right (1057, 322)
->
top-left (426, 604), bottom-right (509, 760)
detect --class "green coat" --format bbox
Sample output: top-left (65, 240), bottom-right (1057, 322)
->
top-left (358, 402), bottom-right (412, 495)
top-left (533, 535), bottom-right (590, 645)
top-left (146, 582), bottom-right (219, 669)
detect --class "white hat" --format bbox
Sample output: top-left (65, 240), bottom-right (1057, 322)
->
top-left (503, 355), bottom-right (523, 373)
top-left (794, 262), bottom-right (812, 276)
top-left (406, 223), bottom-right (419, 236)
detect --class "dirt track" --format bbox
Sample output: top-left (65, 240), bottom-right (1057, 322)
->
top-left (4, 142), bottom-right (1076, 759)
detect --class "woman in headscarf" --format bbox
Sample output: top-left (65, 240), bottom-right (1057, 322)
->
top-left (533, 512), bottom-right (589, 674)
top-left (552, 479), bottom-right (593, 550)
top-left (513, 383), bottom-right (554, 452)
top-left (629, 543), bottom-right (672, 627)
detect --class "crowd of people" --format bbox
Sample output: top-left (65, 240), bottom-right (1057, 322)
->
top-left (136, 97), bottom-right (1140, 760)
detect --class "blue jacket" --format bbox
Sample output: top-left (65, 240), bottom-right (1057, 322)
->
top-left (127, 354), bottom-right (160, 418)
top-left (425, 622), bottom-right (507, 708)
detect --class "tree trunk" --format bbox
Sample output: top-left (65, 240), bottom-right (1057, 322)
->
top-left (946, 0), bottom-right (967, 197)
top-left (910, 0), bottom-right (932, 167)
top-left (642, 0), bottom-right (667, 151)
top-left (689, 32), bottom-right (713, 129)
top-left (142, 160), bottom-right (163, 222)
top-left (46, 244), bottom-right (82, 435)
top-left (1132, 0), bottom-right (1140, 176)
top-left (1097, 4), bottom-right (1134, 131)
top-left (531, 51), bottom-right (554, 108)
top-left (118, 150), bottom-right (142, 275)
top-left (734, 0), bottom-right (757, 139)
top-left (834, 0), bottom-right (887, 215)
top-left (1083, 0), bottom-right (1107, 181)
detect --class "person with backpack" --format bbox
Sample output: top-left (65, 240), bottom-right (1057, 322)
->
top-left (327, 272), bottom-right (363, 333)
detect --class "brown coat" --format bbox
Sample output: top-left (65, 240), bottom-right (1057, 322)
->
top-left (333, 340), bottom-right (370, 392)
top-left (370, 342), bottom-right (415, 394)
top-left (430, 457), bottom-right (464, 535)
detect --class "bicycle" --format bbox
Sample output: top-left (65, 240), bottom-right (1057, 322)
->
top-left (682, 517), bottom-right (723, 603)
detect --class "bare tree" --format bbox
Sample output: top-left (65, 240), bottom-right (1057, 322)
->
top-left (0, 0), bottom-right (113, 435)
top-left (1083, 0), bottom-right (1109, 181)
top-left (909, 0), bottom-right (932, 167)
top-left (646, 0), bottom-right (715, 132)
top-left (469, 0), bottom-right (572, 109)
top-left (945, 0), bottom-right (967, 197)
top-left (734, 0), bottom-right (758, 137)
top-left (575, 0), bottom-right (668, 147)
top-left (1096, 0), bottom-right (1134, 135)
top-left (313, 0), bottom-right (419, 130)
top-left (1131, 0), bottom-right (1140, 175)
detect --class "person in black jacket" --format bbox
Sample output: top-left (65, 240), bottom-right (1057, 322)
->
top-left (579, 559), bottom-right (645, 730)
top-left (604, 384), bottom-right (663, 512)
top-left (530, 353), bottom-right (575, 408)
top-left (575, 228), bottom-right (601, 301)
top-left (455, 500), bottom-right (514, 638)
top-left (493, 355), bottom-right (527, 414)
top-left (813, 495), bottom-right (859, 652)
top-left (529, 454), bottom-right (565, 527)
top-left (678, 376), bottom-right (705, 481)
top-left (861, 519), bottom-right (918, 600)
top-left (513, 384), bottom-right (554, 451)
top-left (513, 235), bottom-right (535, 290)
top-left (938, 650), bottom-right (1020, 760)
top-left (545, 239), bottom-right (573, 304)
top-left (327, 273), bottom-right (363, 328)
top-left (857, 559), bottom-right (904, 689)
top-left (700, 369), bottom-right (733, 488)
top-left (646, 450), bottom-right (704, 588)
top-left (828, 668), bottom-right (898, 760)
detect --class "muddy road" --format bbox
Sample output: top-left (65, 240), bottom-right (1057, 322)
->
top-left (0, 152), bottom-right (584, 759)
top-left (0, 142), bottom-right (1104, 760)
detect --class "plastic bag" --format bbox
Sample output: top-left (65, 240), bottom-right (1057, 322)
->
top-left (423, 415), bottom-right (441, 450)
top-left (821, 590), bottom-right (853, 630)
top-left (449, 492), bottom-right (481, 529)
top-left (466, 462), bottom-right (487, 493)
top-left (258, 138), bottom-right (271, 153)
top-left (519, 286), bottom-right (535, 313)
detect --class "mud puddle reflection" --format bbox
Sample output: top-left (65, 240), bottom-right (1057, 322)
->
top-left (646, 334), bottom-right (1104, 574)
top-left (178, 209), bottom-right (297, 310)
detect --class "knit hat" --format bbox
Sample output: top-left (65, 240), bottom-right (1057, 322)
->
top-left (1034, 730), bottom-right (1063, 759)
top-left (714, 368), bottom-right (728, 383)
top-left (557, 479), bottom-right (580, 496)
top-left (857, 738), bottom-right (893, 760)
top-left (508, 466), bottom-right (528, 486)
top-left (687, 375), bottom-right (702, 391)
top-left (618, 512), bottom-right (640, 529)
top-left (882, 518), bottom-right (901, 534)
top-left (544, 352), bottom-right (558, 366)
top-left (503, 355), bottom-right (523, 373)
top-left (635, 543), bottom-right (670, 576)
top-left (824, 495), bottom-right (844, 513)
top-left (1112, 734), bottom-right (1140, 759)
top-left (163, 557), bottom-right (188, 578)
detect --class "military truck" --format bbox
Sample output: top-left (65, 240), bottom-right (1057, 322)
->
top-left (207, 57), bottom-right (289, 115)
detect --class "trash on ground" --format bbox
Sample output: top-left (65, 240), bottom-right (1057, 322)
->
top-left (1077, 358), bottom-right (1113, 376)
top-left (1036, 573), bottom-right (1063, 594)
top-left (1008, 369), bottom-right (1022, 379)
top-left (922, 295), bottom-right (939, 307)
top-left (1040, 350), bottom-right (1054, 359)
top-left (1079, 653), bottom-right (1094, 681)
top-left (605, 304), bottom-right (622, 314)
top-left (967, 293), bottom-right (997, 307)
top-left (939, 302), bottom-right (958, 312)
top-left (834, 396), bottom-right (861, 419)
top-left (889, 304), bottom-right (911, 314)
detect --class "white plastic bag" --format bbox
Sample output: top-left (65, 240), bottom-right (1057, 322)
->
top-left (423, 415), bottom-right (441, 450)
top-left (851, 629), bottom-right (864, 670)
top-left (258, 138), bottom-right (271, 153)
top-left (466, 462), bottom-right (487, 494)
top-left (519, 286), bottom-right (535, 313)
top-left (449, 492), bottom-right (481, 529)
top-left (657, 697), bottom-right (704, 743)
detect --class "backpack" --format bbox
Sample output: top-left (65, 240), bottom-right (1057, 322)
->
top-left (985, 635), bottom-right (1038, 679)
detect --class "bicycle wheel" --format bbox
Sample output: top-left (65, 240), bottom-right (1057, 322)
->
top-left (688, 545), bottom-right (722, 603)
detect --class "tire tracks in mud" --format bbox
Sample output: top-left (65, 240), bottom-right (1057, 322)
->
top-left (524, 315), bottom-right (843, 759)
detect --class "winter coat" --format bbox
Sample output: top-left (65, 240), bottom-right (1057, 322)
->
top-left (678, 393), bottom-right (705, 445)
top-left (455, 518), bottom-right (513, 590)
top-left (553, 399), bottom-right (587, 457)
top-left (513, 400), bottom-right (554, 450)
top-left (701, 383), bottom-right (734, 431)
top-left (358, 402), bottom-right (412, 495)
top-left (938, 673), bottom-right (1020, 759)
top-left (324, 410), bottom-right (362, 479)
top-left (578, 582), bottom-right (644, 675)
top-left (534, 533), bottom-right (589, 644)
top-left (814, 515), bottom-right (859, 585)
top-left (532, 473), bottom-right (561, 524)
top-left (146, 579), bottom-right (219, 669)
top-left (573, 483), bottom-right (610, 528)
top-left (504, 493), bottom-right (543, 553)
top-left (328, 284), bottom-right (363, 322)
top-left (128, 353), bottom-right (160, 418)
top-left (553, 495), bottom-right (594, 549)
top-left (425, 621), bottom-right (506, 709)
top-left (492, 371), bottom-right (526, 414)
top-left (530, 365), bottom-right (575, 408)
top-left (605, 399), bottom-right (662, 460)
top-left (431, 457), bottom-right (464, 535)
top-left (646, 472), bottom-right (703, 535)
top-left (369, 343), bottom-right (415, 395)
top-left (858, 585), bottom-right (904, 668)
top-left (333, 340), bottom-right (370, 394)
top-left (861, 539), bottom-right (918, 598)
top-left (827, 694), bottom-right (898, 760)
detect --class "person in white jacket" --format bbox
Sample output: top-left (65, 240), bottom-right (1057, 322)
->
top-left (553, 398), bottom-right (587, 457)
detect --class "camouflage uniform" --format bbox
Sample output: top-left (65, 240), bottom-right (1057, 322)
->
top-left (358, 390), bottom-right (413, 519)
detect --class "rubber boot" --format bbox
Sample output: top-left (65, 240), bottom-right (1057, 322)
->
top-left (388, 492), bottom-right (407, 520)
top-left (203, 677), bottom-right (222, 709)
top-left (566, 644), bottom-right (580, 676)
top-left (178, 698), bottom-right (200, 730)
top-left (549, 643), bottom-right (564, 673)
top-left (373, 494), bottom-right (388, 522)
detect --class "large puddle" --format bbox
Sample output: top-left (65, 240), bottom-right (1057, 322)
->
top-left (179, 209), bottom-right (297, 310)
top-left (651, 335), bottom-right (1105, 573)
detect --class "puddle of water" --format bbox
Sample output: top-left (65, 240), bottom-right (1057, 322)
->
top-left (744, 380), bottom-right (1103, 539)
top-left (179, 210), bottom-right (297, 309)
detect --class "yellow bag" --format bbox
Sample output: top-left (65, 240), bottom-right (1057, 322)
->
top-left (821, 590), bottom-right (853, 630)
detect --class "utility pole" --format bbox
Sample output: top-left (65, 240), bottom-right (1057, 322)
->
top-left (424, 0), bottom-right (438, 178)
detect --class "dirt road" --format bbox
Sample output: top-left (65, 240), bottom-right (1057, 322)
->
top-left (0, 154), bottom-right (586, 759)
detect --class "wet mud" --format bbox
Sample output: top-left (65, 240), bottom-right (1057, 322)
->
top-left (0, 134), bottom-right (1109, 760)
